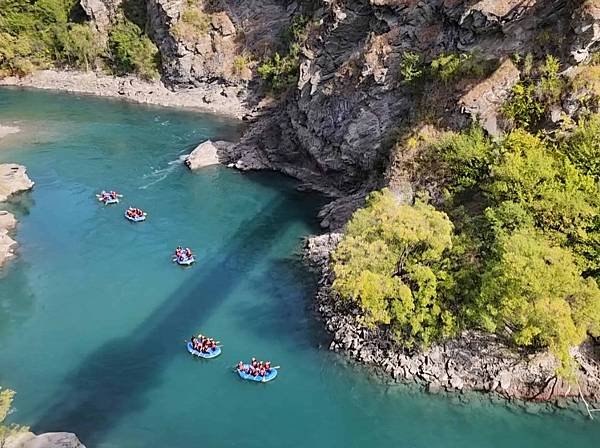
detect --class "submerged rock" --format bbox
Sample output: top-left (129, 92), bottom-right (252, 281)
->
top-left (0, 124), bottom-right (20, 139)
top-left (5, 431), bottom-right (85, 448)
top-left (0, 163), bottom-right (34, 202)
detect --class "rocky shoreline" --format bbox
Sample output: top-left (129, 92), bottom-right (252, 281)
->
top-left (305, 233), bottom-right (600, 406)
top-left (0, 70), bottom-right (253, 120)
top-left (0, 164), bottom-right (34, 267)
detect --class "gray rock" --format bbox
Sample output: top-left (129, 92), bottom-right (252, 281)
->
top-left (5, 431), bottom-right (85, 448)
top-left (0, 164), bottom-right (34, 202)
top-left (185, 140), bottom-right (221, 169)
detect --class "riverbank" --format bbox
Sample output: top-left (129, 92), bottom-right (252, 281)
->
top-left (0, 70), bottom-right (254, 120)
top-left (305, 233), bottom-right (600, 406)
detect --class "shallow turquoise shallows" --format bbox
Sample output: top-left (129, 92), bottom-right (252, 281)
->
top-left (0, 88), bottom-right (599, 448)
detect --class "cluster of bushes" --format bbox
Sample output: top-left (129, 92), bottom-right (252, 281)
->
top-left (501, 55), bottom-right (565, 130)
top-left (0, 0), bottom-right (159, 79)
top-left (257, 15), bottom-right (309, 93)
top-left (108, 19), bottom-right (159, 79)
top-left (333, 114), bottom-right (600, 375)
top-left (398, 51), bottom-right (498, 86)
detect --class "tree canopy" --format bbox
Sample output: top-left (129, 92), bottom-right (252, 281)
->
top-left (334, 112), bottom-right (600, 373)
top-left (333, 189), bottom-right (456, 347)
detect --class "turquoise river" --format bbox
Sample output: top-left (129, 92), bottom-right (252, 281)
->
top-left (0, 88), bottom-right (599, 448)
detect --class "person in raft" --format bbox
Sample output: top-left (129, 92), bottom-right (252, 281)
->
top-left (175, 246), bottom-right (193, 261)
top-left (191, 334), bottom-right (217, 353)
top-left (237, 358), bottom-right (273, 377)
top-left (99, 190), bottom-right (119, 201)
top-left (126, 207), bottom-right (145, 218)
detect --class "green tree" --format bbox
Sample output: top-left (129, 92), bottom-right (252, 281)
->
top-left (560, 114), bottom-right (600, 179)
top-left (108, 20), bottom-right (159, 79)
top-left (61, 23), bottom-right (101, 71)
top-left (478, 228), bottom-right (600, 374)
top-left (332, 189), bottom-right (456, 347)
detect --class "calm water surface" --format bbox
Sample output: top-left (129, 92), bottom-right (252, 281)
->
top-left (0, 88), bottom-right (598, 448)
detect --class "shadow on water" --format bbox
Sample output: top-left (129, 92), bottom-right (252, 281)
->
top-left (233, 256), bottom-right (330, 352)
top-left (33, 185), bottom-right (317, 446)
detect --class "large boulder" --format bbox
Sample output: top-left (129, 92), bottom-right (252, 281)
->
top-left (459, 58), bottom-right (520, 135)
top-left (185, 140), bottom-right (234, 169)
top-left (0, 164), bottom-right (34, 202)
top-left (5, 431), bottom-right (85, 448)
top-left (570, 0), bottom-right (600, 63)
top-left (80, 0), bottom-right (123, 35)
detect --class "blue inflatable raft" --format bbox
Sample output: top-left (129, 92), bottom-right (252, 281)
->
top-left (237, 365), bottom-right (278, 383)
top-left (96, 192), bottom-right (122, 204)
top-left (173, 255), bottom-right (195, 266)
top-left (125, 212), bottom-right (147, 222)
top-left (186, 341), bottom-right (221, 359)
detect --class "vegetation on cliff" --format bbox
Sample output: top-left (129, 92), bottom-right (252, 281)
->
top-left (0, 0), bottom-right (159, 78)
top-left (333, 49), bottom-right (600, 374)
top-left (0, 388), bottom-right (27, 445)
top-left (257, 15), bottom-right (310, 93)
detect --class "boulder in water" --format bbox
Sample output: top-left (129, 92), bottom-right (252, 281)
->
top-left (5, 431), bottom-right (85, 448)
top-left (185, 140), bottom-right (234, 170)
top-left (0, 163), bottom-right (34, 202)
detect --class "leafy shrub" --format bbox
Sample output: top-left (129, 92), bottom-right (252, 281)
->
top-left (0, 0), bottom-right (80, 75)
top-left (560, 114), bottom-right (600, 179)
top-left (232, 53), bottom-right (252, 79)
top-left (257, 50), bottom-right (301, 92)
top-left (502, 82), bottom-right (545, 130)
top-left (258, 15), bottom-right (309, 93)
top-left (398, 51), bottom-right (423, 84)
top-left (395, 123), bottom-right (600, 373)
top-left (108, 20), bottom-right (159, 79)
top-left (435, 126), bottom-right (494, 194)
top-left (333, 189), bottom-right (456, 347)
top-left (429, 52), bottom-right (495, 84)
top-left (538, 54), bottom-right (564, 105)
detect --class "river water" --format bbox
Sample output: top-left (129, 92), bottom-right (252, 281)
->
top-left (0, 88), bottom-right (598, 448)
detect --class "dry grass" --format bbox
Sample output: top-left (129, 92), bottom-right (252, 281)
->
top-left (172, 8), bottom-right (211, 41)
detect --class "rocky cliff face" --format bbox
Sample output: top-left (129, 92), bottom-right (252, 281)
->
top-left (76, 0), bottom-right (599, 200)
top-left (76, 0), bottom-right (600, 197)
top-left (147, 0), bottom-right (294, 85)
top-left (222, 0), bottom-right (594, 198)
